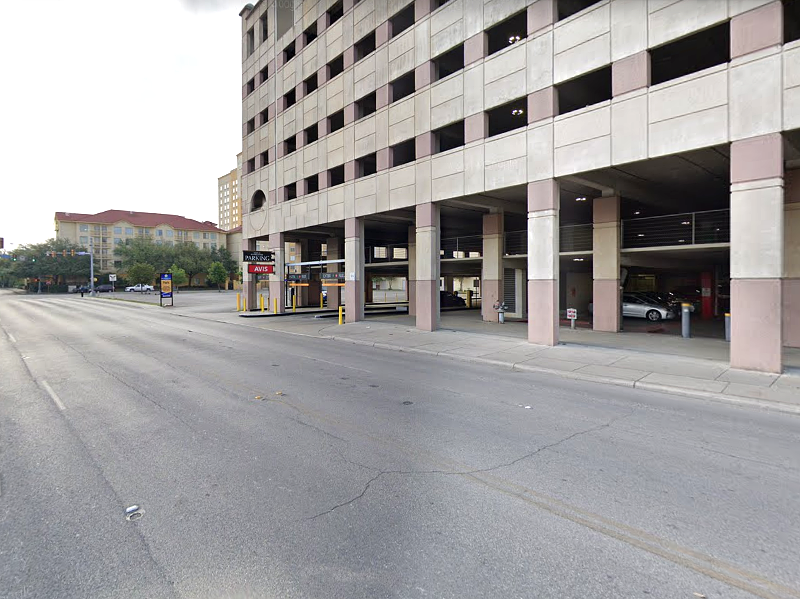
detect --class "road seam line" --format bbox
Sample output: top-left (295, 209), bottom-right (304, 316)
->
top-left (40, 380), bottom-right (66, 411)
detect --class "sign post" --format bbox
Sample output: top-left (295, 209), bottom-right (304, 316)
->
top-left (566, 308), bottom-right (577, 329)
top-left (109, 273), bottom-right (117, 292)
top-left (160, 273), bottom-right (174, 307)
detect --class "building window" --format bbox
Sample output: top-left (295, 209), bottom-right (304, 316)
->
top-left (787, 0), bottom-right (800, 44)
top-left (433, 44), bottom-right (464, 80)
top-left (328, 54), bottom-right (344, 79)
top-left (79, 224), bottom-right (89, 232)
top-left (328, 164), bottom-right (345, 187)
top-left (487, 97), bottom-right (528, 137)
top-left (434, 0), bottom-right (452, 7)
top-left (112, 226), bottom-right (121, 234)
top-left (327, 1), bottom-right (343, 25)
top-left (558, 0), bottom-right (601, 22)
top-left (259, 150), bottom-right (269, 166)
top-left (304, 123), bottom-right (319, 144)
top-left (555, 66), bottom-right (612, 116)
top-left (304, 22), bottom-right (317, 45)
top-left (434, 120), bottom-right (464, 152)
top-left (246, 27), bottom-right (255, 56)
top-left (167, 230), bottom-right (173, 237)
top-left (246, 157), bottom-right (256, 173)
top-left (487, 10), bottom-right (527, 56)
top-left (259, 107), bottom-right (268, 125)
top-left (391, 71), bottom-right (415, 102)
top-left (285, 182), bottom-right (298, 201)
top-left (284, 135), bottom-right (297, 155)
top-left (246, 118), bottom-right (256, 134)
top-left (391, 139), bottom-right (415, 167)
top-left (125, 227), bottom-right (133, 235)
top-left (283, 41), bottom-right (296, 63)
top-left (356, 153), bottom-right (377, 177)
top-left (246, 77), bottom-right (256, 95)
top-left (305, 174), bottom-right (319, 193)
top-left (355, 91), bottom-right (377, 119)
top-left (650, 23), bottom-right (730, 86)
top-left (260, 13), bottom-right (268, 43)
top-left (283, 88), bottom-right (296, 109)
top-left (304, 73), bottom-right (318, 94)
top-left (203, 232), bottom-right (209, 239)
top-left (157, 229), bottom-right (163, 236)
top-left (389, 4), bottom-right (415, 38)
top-left (355, 31), bottom-right (376, 61)
top-left (259, 65), bottom-right (269, 84)
top-left (328, 109), bottom-right (345, 133)
top-left (80, 236), bottom-right (88, 244)
top-left (210, 232), bottom-right (216, 240)
top-left (114, 238), bottom-right (122, 244)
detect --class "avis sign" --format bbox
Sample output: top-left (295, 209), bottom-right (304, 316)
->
top-left (247, 264), bottom-right (274, 274)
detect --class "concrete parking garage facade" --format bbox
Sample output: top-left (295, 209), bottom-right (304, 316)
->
top-left (239, 0), bottom-right (800, 373)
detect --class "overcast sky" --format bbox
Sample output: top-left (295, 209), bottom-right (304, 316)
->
top-left (0, 0), bottom-right (244, 251)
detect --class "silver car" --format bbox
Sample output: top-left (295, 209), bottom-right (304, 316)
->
top-left (622, 293), bottom-right (676, 321)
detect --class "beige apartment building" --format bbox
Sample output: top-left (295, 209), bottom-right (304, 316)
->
top-left (218, 153), bottom-right (244, 231)
top-left (238, 0), bottom-right (800, 374)
top-left (55, 210), bottom-right (228, 273)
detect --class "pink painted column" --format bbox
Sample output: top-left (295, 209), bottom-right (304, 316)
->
top-left (326, 237), bottom-right (342, 310)
top-left (344, 217), bottom-right (365, 323)
top-left (527, 180), bottom-right (559, 345)
top-left (407, 225), bottom-right (416, 316)
top-left (592, 196), bottom-right (621, 332)
top-left (268, 232), bottom-right (286, 313)
top-left (416, 203), bottom-right (440, 331)
top-left (481, 212), bottom-right (503, 322)
top-left (783, 169), bottom-right (800, 348)
top-left (241, 237), bottom-right (258, 311)
top-left (730, 134), bottom-right (784, 372)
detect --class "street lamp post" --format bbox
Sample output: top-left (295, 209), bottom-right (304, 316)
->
top-left (89, 237), bottom-right (96, 297)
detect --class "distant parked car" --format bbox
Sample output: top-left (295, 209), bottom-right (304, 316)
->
top-left (622, 293), bottom-right (676, 321)
top-left (95, 284), bottom-right (115, 293)
top-left (125, 283), bottom-right (154, 292)
top-left (440, 291), bottom-right (466, 307)
top-left (72, 285), bottom-right (89, 294)
top-left (628, 291), bottom-right (694, 313)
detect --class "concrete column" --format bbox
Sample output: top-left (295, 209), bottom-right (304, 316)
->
top-left (297, 240), bottom-right (309, 307)
top-left (242, 238), bottom-right (258, 311)
top-left (592, 196), bottom-right (621, 332)
top-left (268, 233), bottom-right (286, 313)
top-left (730, 133), bottom-right (784, 372)
top-left (365, 272), bottom-right (374, 303)
top-left (783, 169), bottom-right (800, 348)
top-left (416, 203), bottom-right (440, 331)
top-left (344, 217), bottom-right (365, 323)
top-left (481, 212), bottom-right (504, 323)
top-left (527, 180), bottom-right (559, 345)
top-left (408, 225), bottom-right (416, 316)
top-left (443, 276), bottom-right (454, 293)
top-left (326, 237), bottom-right (342, 309)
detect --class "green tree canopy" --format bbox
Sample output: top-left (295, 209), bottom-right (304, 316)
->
top-left (126, 263), bottom-right (156, 286)
top-left (168, 264), bottom-right (188, 289)
top-left (9, 238), bottom-right (90, 284)
top-left (207, 261), bottom-right (227, 291)
top-left (213, 246), bottom-right (239, 279)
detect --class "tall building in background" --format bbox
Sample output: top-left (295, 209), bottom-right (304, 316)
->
top-left (218, 153), bottom-right (242, 231)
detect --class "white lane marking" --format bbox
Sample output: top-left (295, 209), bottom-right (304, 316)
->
top-left (7, 332), bottom-right (16, 343)
top-left (41, 380), bottom-right (66, 411)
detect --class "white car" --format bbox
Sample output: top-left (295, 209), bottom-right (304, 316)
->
top-left (125, 284), bottom-right (154, 292)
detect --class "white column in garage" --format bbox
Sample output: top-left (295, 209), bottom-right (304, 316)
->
top-left (326, 237), bottom-right (342, 310)
top-left (408, 225), bottom-right (417, 316)
top-left (527, 180), bottom-right (559, 345)
top-left (241, 238), bottom-right (258, 311)
top-left (268, 232), bottom-right (286, 313)
top-left (592, 196), bottom-right (621, 332)
top-left (416, 203), bottom-right (440, 331)
top-left (730, 134), bottom-right (784, 373)
top-left (344, 217), bottom-right (365, 323)
top-left (481, 211), bottom-right (503, 323)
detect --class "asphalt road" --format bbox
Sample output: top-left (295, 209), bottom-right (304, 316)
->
top-left (1, 290), bottom-right (799, 599)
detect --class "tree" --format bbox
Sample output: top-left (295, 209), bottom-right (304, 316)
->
top-left (174, 242), bottom-right (211, 286)
top-left (207, 261), bottom-right (227, 291)
top-left (11, 238), bottom-right (90, 286)
top-left (126, 263), bottom-right (156, 286)
top-left (168, 264), bottom-right (188, 291)
top-left (115, 237), bottom-right (174, 273)
top-left (214, 247), bottom-right (239, 285)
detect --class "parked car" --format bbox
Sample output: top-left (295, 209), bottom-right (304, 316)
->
top-left (125, 283), bottom-right (154, 292)
top-left (440, 291), bottom-right (466, 307)
top-left (95, 284), bottom-right (115, 293)
top-left (627, 291), bottom-right (694, 313)
top-left (622, 293), bottom-right (676, 321)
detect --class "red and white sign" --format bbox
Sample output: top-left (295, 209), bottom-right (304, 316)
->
top-left (566, 308), bottom-right (577, 320)
top-left (248, 264), bottom-right (274, 274)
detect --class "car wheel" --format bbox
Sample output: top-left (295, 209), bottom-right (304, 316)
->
top-left (646, 310), bottom-right (662, 322)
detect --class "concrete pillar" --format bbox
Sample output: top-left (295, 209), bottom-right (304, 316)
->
top-left (592, 196), bottom-right (621, 332)
top-left (527, 180), bottom-right (559, 345)
top-left (326, 237), bottom-right (342, 309)
top-left (408, 225), bottom-right (416, 316)
top-left (365, 272), bottom-right (374, 303)
top-left (481, 212), bottom-right (504, 322)
top-left (783, 169), bottom-right (800, 348)
top-left (443, 276), bottom-right (454, 293)
top-left (297, 240), bottom-right (309, 307)
top-left (730, 133), bottom-right (784, 372)
top-left (344, 217), bottom-right (365, 323)
top-left (416, 203), bottom-right (440, 331)
top-left (242, 238), bottom-right (258, 311)
top-left (268, 233), bottom-right (286, 313)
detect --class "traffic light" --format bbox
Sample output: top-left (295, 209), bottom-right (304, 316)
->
top-left (62, 250), bottom-right (67, 257)
top-left (71, 250), bottom-right (75, 257)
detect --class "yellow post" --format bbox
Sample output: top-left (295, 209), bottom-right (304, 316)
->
top-left (338, 305), bottom-right (343, 325)
top-left (273, 298), bottom-right (277, 313)
top-left (237, 293), bottom-right (241, 311)
top-left (260, 294), bottom-right (264, 312)
top-left (243, 297), bottom-right (247, 312)
top-left (466, 289), bottom-right (472, 308)
top-left (320, 292), bottom-right (324, 309)
top-left (292, 293), bottom-right (296, 313)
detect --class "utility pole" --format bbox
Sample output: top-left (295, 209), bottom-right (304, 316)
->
top-left (89, 237), bottom-right (96, 296)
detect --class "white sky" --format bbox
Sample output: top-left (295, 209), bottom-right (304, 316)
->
top-left (0, 0), bottom-right (244, 251)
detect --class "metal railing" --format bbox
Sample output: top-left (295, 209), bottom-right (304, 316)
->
top-left (440, 235), bottom-right (483, 259)
top-left (504, 230), bottom-right (526, 255)
top-left (622, 209), bottom-right (729, 249)
top-left (364, 244), bottom-right (409, 263)
top-left (560, 224), bottom-right (593, 253)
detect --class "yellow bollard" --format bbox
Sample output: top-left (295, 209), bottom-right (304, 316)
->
top-left (338, 305), bottom-right (343, 325)
top-left (292, 294), bottom-right (296, 313)
top-left (320, 292), bottom-right (324, 309)
top-left (243, 297), bottom-right (247, 312)
top-left (260, 295), bottom-right (264, 312)
top-left (273, 298), bottom-right (277, 313)
top-left (237, 293), bottom-right (241, 312)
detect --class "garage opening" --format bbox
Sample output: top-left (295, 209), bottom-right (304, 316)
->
top-left (650, 22), bottom-right (730, 86)
top-left (556, 66), bottom-right (612, 116)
